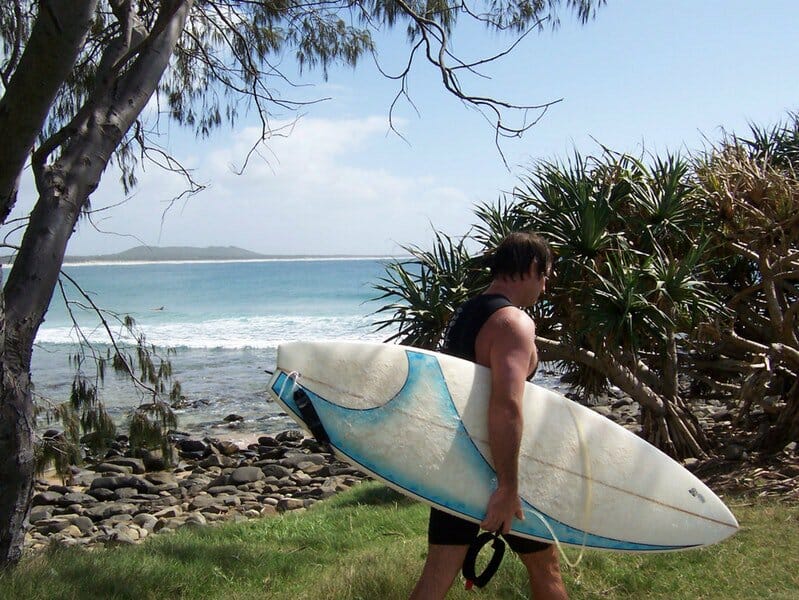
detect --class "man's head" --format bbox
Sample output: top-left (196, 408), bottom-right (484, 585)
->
top-left (490, 231), bottom-right (553, 281)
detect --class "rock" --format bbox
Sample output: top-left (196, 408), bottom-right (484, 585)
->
top-left (213, 440), bottom-right (242, 456)
top-left (257, 435), bottom-right (280, 447)
top-left (93, 462), bottom-right (132, 475)
top-left (724, 444), bottom-right (748, 461)
top-left (114, 487), bottom-right (139, 500)
top-left (611, 397), bottom-right (633, 410)
top-left (184, 512), bottom-right (207, 526)
top-left (207, 485), bottom-right (240, 496)
top-left (133, 513), bottom-right (158, 531)
top-left (67, 515), bottom-right (95, 535)
top-left (261, 464), bottom-right (293, 479)
top-left (281, 453), bottom-right (327, 469)
top-left (189, 495), bottom-right (216, 510)
top-left (145, 472), bottom-right (178, 486)
top-left (28, 505), bottom-right (53, 524)
top-left (34, 519), bottom-right (74, 535)
top-left (31, 491), bottom-right (63, 506)
top-left (70, 468), bottom-right (101, 487)
top-left (175, 439), bottom-right (209, 454)
top-left (108, 530), bottom-right (138, 545)
top-left (276, 430), bottom-right (304, 444)
top-left (90, 475), bottom-right (138, 491)
top-left (199, 454), bottom-right (238, 468)
top-left (22, 427), bottom-right (365, 555)
top-left (223, 414), bottom-right (244, 423)
top-left (153, 506), bottom-right (183, 519)
top-left (139, 450), bottom-right (168, 471)
top-left (229, 466), bottom-right (265, 485)
top-left (591, 406), bottom-right (614, 419)
top-left (291, 472), bottom-right (313, 486)
top-left (277, 498), bottom-right (305, 512)
top-left (88, 488), bottom-right (117, 502)
top-left (682, 458), bottom-right (700, 470)
top-left (257, 447), bottom-right (285, 459)
top-left (105, 457), bottom-right (146, 474)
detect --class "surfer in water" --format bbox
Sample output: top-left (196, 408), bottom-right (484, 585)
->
top-left (410, 232), bottom-right (567, 600)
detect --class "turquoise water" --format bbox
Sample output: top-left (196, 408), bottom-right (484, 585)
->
top-left (32, 259), bottom-right (390, 436)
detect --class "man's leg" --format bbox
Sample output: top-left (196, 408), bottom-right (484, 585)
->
top-left (409, 544), bottom-right (469, 600)
top-left (518, 545), bottom-right (568, 600)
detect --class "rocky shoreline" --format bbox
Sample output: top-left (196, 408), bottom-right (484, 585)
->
top-left (25, 430), bottom-right (367, 554)
top-left (25, 388), bottom-right (750, 555)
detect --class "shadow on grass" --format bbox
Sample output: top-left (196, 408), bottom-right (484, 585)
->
top-left (27, 533), bottom-right (302, 599)
top-left (331, 483), bottom-right (417, 508)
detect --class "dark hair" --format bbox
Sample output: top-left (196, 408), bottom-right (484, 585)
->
top-left (490, 232), bottom-right (553, 279)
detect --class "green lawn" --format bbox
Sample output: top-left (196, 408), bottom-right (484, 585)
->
top-left (1, 482), bottom-right (797, 599)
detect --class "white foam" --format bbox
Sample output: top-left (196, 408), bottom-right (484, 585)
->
top-left (34, 314), bottom-right (384, 349)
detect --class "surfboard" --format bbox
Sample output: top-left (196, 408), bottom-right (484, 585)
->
top-left (266, 340), bottom-right (738, 552)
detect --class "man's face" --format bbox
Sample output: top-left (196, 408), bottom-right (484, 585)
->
top-left (526, 261), bottom-right (549, 305)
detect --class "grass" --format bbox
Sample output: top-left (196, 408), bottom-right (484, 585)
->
top-left (1, 482), bottom-right (797, 599)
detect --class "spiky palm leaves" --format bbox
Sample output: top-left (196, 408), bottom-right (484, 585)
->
top-left (373, 231), bottom-right (489, 350)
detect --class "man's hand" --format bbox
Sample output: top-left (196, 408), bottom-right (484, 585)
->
top-left (481, 485), bottom-right (524, 535)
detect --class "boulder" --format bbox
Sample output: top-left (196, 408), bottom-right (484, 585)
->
top-left (229, 466), bottom-right (265, 485)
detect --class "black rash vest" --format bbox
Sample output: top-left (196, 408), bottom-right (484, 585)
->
top-left (440, 294), bottom-right (513, 362)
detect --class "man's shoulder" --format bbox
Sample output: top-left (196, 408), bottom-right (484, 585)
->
top-left (484, 305), bottom-right (534, 336)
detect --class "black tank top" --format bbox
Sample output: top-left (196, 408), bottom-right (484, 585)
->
top-left (440, 294), bottom-right (513, 362)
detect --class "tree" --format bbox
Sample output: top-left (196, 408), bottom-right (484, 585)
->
top-left (507, 152), bottom-right (720, 459)
top-left (693, 116), bottom-right (799, 451)
top-left (0, 0), bottom-right (605, 568)
top-left (375, 150), bottom-right (722, 460)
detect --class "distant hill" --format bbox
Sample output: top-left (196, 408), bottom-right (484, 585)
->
top-left (0, 245), bottom-right (395, 265)
top-left (65, 245), bottom-right (272, 263)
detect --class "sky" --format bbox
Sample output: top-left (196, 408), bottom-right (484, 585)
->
top-left (8, 0), bottom-right (799, 257)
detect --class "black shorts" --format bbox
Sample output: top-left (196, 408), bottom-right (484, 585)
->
top-left (428, 507), bottom-right (551, 555)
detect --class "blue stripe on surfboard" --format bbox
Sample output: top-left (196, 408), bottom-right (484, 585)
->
top-left (270, 350), bottom-right (689, 552)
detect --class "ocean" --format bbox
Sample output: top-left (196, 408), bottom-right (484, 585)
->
top-left (30, 258), bottom-right (566, 440)
top-left (31, 258), bottom-right (388, 439)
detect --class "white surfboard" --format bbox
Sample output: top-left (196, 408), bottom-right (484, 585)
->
top-left (266, 340), bottom-right (738, 552)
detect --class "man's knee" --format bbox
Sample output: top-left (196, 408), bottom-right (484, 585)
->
top-left (520, 545), bottom-right (562, 577)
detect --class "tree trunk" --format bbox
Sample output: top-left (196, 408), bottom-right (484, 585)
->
top-left (755, 380), bottom-right (799, 452)
top-left (641, 398), bottom-right (710, 460)
top-left (0, 266), bottom-right (36, 569)
top-left (538, 336), bottom-right (710, 459)
top-left (0, 0), bottom-right (97, 221)
top-left (0, 0), bottom-right (193, 568)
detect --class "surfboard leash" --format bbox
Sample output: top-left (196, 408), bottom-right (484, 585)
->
top-left (462, 530), bottom-right (506, 590)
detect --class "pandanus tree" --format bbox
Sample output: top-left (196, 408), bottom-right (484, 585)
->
top-left (507, 152), bottom-right (720, 459)
top-left (376, 151), bottom-right (721, 459)
top-left (693, 117), bottom-right (799, 451)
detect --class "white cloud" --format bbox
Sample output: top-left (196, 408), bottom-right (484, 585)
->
top-left (32, 115), bottom-right (482, 256)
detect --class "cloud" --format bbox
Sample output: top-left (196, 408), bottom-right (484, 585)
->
top-left (48, 115), bottom-right (479, 256)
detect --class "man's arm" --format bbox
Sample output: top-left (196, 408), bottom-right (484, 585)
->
top-left (479, 308), bottom-right (536, 535)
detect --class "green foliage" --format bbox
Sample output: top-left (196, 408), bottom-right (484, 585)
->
top-left (128, 402), bottom-right (177, 466)
top-left (505, 151), bottom-right (720, 397)
top-left (372, 230), bottom-right (488, 349)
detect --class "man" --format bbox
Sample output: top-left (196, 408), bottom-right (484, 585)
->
top-left (409, 232), bottom-right (567, 600)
